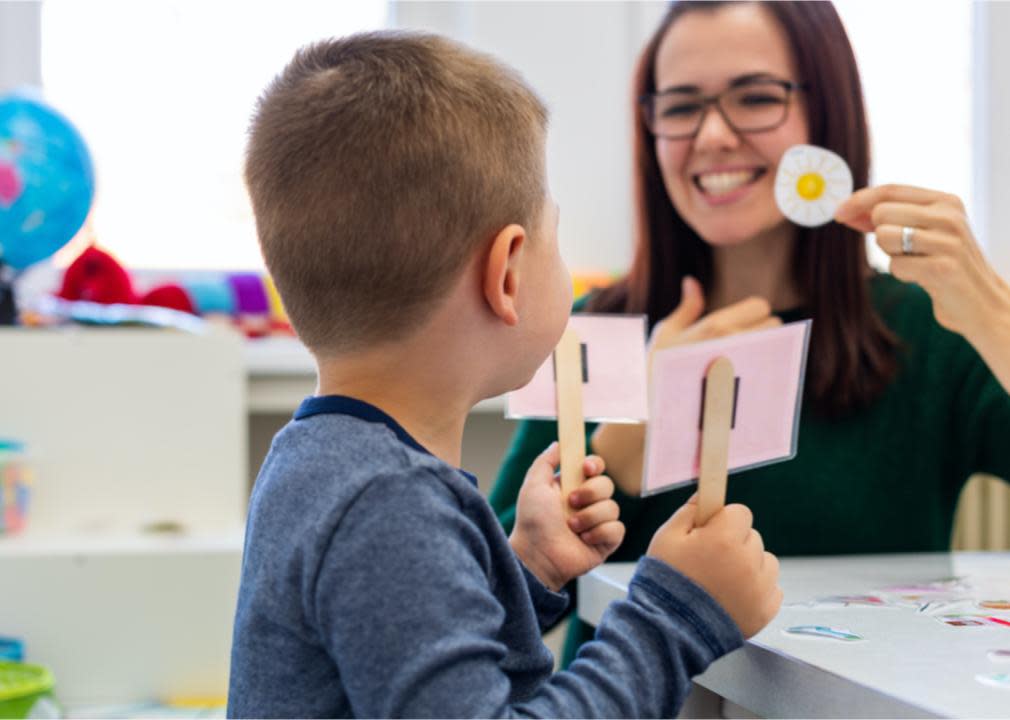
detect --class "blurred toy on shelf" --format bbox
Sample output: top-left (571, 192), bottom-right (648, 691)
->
top-left (571, 270), bottom-right (618, 300)
top-left (0, 661), bottom-right (60, 719)
top-left (0, 440), bottom-right (32, 536)
top-left (22, 244), bottom-right (294, 338)
top-left (0, 639), bottom-right (24, 663)
top-left (0, 89), bottom-right (95, 326)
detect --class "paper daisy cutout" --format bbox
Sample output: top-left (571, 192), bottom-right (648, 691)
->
top-left (774, 144), bottom-right (853, 227)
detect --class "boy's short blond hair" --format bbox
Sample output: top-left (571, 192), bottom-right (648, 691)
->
top-left (245, 32), bottom-right (549, 354)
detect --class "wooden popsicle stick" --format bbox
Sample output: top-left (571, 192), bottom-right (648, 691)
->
top-left (554, 326), bottom-right (586, 512)
top-left (696, 356), bottom-right (735, 526)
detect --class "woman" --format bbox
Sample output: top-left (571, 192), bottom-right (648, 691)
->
top-left (490, 0), bottom-right (1010, 666)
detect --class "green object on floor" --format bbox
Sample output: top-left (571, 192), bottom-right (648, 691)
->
top-left (0, 661), bottom-right (56, 719)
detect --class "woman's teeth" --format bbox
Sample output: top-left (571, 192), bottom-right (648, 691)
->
top-left (696, 170), bottom-right (760, 195)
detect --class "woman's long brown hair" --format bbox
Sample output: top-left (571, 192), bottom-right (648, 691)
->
top-left (589, 0), bottom-right (898, 418)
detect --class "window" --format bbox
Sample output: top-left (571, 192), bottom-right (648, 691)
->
top-left (40, 2), bottom-right (974, 273)
top-left (835, 0), bottom-right (972, 267)
top-left (41, 1), bottom-right (388, 270)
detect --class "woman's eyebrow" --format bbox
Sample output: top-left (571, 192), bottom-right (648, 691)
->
top-left (656, 82), bottom-right (701, 95)
top-left (728, 72), bottom-right (782, 87)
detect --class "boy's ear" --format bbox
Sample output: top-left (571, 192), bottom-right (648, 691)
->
top-left (482, 224), bottom-right (526, 327)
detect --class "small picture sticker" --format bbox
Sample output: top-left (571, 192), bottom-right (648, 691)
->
top-left (987, 649), bottom-right (1010, 663)
top-left (979, 600), bottom-right (1010, 611)
top-left (975, 673), bottom-right (1010, 689)
top-left (783, 625), bottom-right (863, 642)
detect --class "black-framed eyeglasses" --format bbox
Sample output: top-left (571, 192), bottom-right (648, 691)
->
top-left (640, 78), bottom-right (807, 140)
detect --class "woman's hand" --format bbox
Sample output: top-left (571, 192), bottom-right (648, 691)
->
top-left (835, 184), bottom-right (1010, 391)
top-left (649, 276), bottom-right (781, 358)
top-left (591, 276), bottom-right (781, 496)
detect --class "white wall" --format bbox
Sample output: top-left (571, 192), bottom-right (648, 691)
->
top-left (0, 1), bottom-right (40, 91)
top-left (391, 1), bottom-right (668, 275)
top-left (974, 0), bottom-right (1010, 279)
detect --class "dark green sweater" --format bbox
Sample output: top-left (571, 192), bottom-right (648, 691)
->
top-left (489, 273), bottom-right (1010, 663)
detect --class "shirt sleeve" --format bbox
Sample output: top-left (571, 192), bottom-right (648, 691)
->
top-left (314, 471), bottom-right (741, 718)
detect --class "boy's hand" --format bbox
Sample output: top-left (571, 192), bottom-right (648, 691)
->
top-left (647, 497), bottom-right (782, 638)
top-left (510, 442), bottom-right (625, 592)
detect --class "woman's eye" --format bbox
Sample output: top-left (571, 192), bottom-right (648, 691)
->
top-left (739, 94), bottom-right (785, 106)
top-left (662, 103), bottom-right (701, 117)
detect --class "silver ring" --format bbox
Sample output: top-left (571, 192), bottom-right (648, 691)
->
top-left (901, 226), bottom-right (915, 255)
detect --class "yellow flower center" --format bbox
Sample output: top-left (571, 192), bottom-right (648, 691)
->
top-left (796, 172), bottom-right (826, 201)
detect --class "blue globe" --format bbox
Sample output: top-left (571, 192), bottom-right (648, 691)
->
top-left (0, 90), bottom-right (95, 271)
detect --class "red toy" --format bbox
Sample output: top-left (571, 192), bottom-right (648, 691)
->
top-left (57, 246), bottom-right (136, 305)
top-left (57, 245), bottom-right (195, 314)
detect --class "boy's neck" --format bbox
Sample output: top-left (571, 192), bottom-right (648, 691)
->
top-left (314, 340), bottom-right (477, 469)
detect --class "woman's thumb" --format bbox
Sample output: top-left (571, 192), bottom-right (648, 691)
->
top-left (665, 276), bottom-right (705, 330)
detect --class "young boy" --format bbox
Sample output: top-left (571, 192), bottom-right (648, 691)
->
top-left (228, 32), bottom-right (782, 718)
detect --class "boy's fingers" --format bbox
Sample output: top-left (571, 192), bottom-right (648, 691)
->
top-left (705, 503), bottom-right (754, 540)
top-left (746, 527), bottom-right (766, 556)
top-left (569, 474), bottom-right (615, 508)
top-left (568, 499), bottom-right (619, 533)
top-left (531, 441), bottom-right (560, 476)
top-left (579, 520), bottom-right (625, 550)
top-left (764, 584), bottom-right (784, 622)
top-left (763, 551), bottom-right (780, 580)
top-left (582, 454), bottom-right (605, 477)
top-left (763, 556), bottom-right (784, 607)
top-left (745, 528), bottom-right (766, 565)
top-left (665, 499), bottom-right (699, 535)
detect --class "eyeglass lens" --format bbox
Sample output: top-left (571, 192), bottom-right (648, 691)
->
top-left (649, 82), bottom-right (791, 138)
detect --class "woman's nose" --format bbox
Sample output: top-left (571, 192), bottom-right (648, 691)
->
top-left (693, 105), bottom-right (741, 152)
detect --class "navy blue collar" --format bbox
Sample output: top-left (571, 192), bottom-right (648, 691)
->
top-left (294, 395), bottom-right (479, 487)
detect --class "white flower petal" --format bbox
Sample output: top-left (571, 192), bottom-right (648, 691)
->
top-left (774, 144), bottom-right (854, 227)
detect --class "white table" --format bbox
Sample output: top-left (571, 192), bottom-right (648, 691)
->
top-left (578, 553), bottom-right (1010, 718)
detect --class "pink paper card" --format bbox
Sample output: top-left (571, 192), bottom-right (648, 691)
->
top-left (642, 320), bottom-right (811, 496)
top-left (506, 314), bottom-right (649, 423)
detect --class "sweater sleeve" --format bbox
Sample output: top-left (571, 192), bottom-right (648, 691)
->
top-left (518, 560), bottom-right (571, 631)
top-left (315, 472), bottom-right (741, 719)
top-left (950, 329), bottom-right (1010, 484)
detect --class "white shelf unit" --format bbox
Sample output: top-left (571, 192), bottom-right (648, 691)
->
top-left (0, 327), bottom-right (248, 707)
top-left (1, 530), bottom-right (243, 707)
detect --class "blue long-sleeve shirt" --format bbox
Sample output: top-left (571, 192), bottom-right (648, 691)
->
top-left (228, 395), bottom-right (743, 718)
